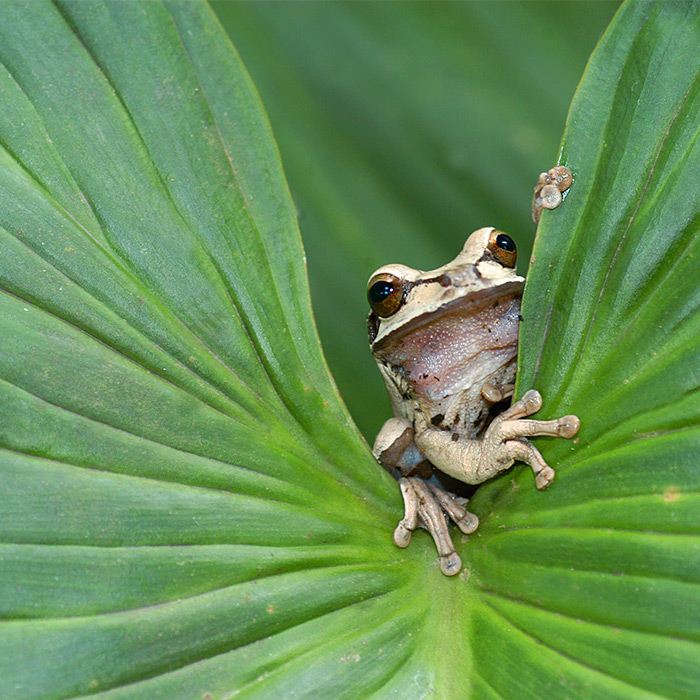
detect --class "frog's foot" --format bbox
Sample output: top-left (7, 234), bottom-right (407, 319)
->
top-left (532, 165), bottom-right (573, 224)
top-left (485, 389), bottom-right (580, 489)
top-left (394, 477), bottom-right (478, 576)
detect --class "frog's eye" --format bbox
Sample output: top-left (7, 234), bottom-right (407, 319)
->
top-left (367, 272), bottom-right (406, 317)
top-left (488, 230), bottom-right (517, 268)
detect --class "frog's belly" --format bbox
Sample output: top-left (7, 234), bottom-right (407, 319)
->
top-left (386, 296), bottom-right (521, 404)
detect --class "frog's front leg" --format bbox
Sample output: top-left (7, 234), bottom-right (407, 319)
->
top-left (415, 390), bottom-right (580, 489)
top-left (373, 418), bottom-right (479, 576)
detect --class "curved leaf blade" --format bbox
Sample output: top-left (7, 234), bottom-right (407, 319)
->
top-left (0, 2), bottom-right (405, 697)
top-left (471, 2), bottom-right (700, 696)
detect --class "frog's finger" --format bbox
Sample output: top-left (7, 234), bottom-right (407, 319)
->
top-left (495, 389), bottom-right (543, 421)
top-left (480, 382), bottom-right (514, 403)
top-left (503, 438), bottom-right (556, 490)
top-left (500, 415), bottom-right (580, 440)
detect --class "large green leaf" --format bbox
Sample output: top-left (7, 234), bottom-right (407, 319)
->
top-left (214, 0), bottom-right (620, 439)
top-left (2, 1), bottom-right (698, 699)
top-left (470, 2), bottom-right (700, 697)
top-left (0, 2), bottom-right (398, 697)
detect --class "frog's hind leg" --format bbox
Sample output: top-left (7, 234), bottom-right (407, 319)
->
top-left (374, 418), bottom-right (478, 576)
top-left (394, 478), bottom-right (477, 576)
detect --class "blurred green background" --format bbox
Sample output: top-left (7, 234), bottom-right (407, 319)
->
top-left (212, 1), bottom-right (620, 440)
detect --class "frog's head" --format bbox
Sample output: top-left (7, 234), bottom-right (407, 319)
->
top-left (367, 227), bottom-right (524, 349)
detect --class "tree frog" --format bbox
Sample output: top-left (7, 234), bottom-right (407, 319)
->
top-left (367, 227), bottom-right (580, 575)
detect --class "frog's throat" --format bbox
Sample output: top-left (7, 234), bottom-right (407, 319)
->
top-left (379, 293), bottom-right (522, 407)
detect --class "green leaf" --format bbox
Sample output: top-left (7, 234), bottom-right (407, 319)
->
top-left (471, 2), bottom-right (700, 696)
top-left (0, 1), bottom-right (399, 697)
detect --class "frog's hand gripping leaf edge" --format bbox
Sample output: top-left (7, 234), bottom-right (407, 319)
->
top-left (367, 225), bottom-right (579, 576)
top-left (532, 165), bottom-right (573, 224)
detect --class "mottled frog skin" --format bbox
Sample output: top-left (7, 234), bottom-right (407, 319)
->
top-left (367, 227), bottom-right (579, 575)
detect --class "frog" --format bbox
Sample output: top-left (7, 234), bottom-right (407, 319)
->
top-left (367, 227), bottom-right (580, 576)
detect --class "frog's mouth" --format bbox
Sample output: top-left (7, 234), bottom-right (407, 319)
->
top-left (370, 278), bottom-right (523, 353)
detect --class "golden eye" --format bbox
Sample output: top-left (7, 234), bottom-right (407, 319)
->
top-left (367, 272), bottom-right (406, 318)
top-left (487, 230), bottom-right (517, 268)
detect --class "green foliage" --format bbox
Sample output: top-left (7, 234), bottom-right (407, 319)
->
top-left (0, 1), bottom-right (698, 699)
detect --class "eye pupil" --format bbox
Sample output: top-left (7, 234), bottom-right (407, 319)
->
top-left (487, 230), bottom-right (517, 268)
top-left (367, 272), bottom-right (405, 317)
top-left (496, 233), bottom-right (515, 252)
top-left (369, 280), bottom-right (395, 304)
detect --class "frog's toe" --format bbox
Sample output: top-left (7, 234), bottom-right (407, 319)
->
top-left (393, 522), bottom-right (413, 548)
top-left (557, 415), bottom-right (580, 439)
top-left (454, 510), bottom-right (479, 534)
top-left (535, 465), bottom-right (556, 490)
top-left (439, 551), bottom-right (462, 577)
top-left (393, 478), bottom-right (420, 548)
top-left (426, 481), bottom-right (479, 535)
top-left (391, 477), bottom-right (471, 576)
